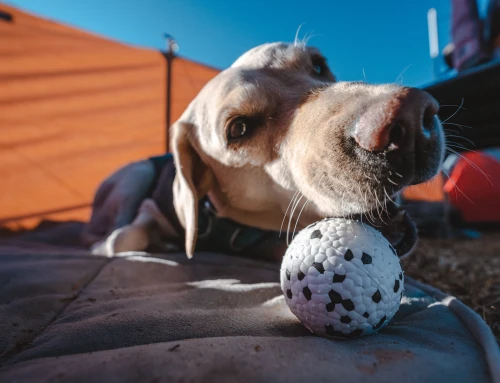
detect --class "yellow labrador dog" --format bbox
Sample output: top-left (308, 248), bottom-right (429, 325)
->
top-left (82, 42), bottom-right (444, 261)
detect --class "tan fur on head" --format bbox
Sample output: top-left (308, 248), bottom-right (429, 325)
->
top-left (169, 42), bottom-right (443, 257)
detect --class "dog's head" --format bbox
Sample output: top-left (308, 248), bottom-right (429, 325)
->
top-left (171, 42), bottom-right (445, 257)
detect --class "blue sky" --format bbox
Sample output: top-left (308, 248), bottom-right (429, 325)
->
top-left (6, 0), bottom-right (459, 87)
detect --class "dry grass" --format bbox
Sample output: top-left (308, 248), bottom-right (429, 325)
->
top-left (402, 232), bottom-right (500, 343)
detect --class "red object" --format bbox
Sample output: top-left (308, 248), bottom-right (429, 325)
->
top-left (444, 151), bottom-right (500, 223)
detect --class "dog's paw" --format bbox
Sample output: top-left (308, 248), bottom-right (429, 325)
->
top-left (90, 239), bottom-right (115, 257)
top-left (90, 226), bottom-right (149, 257)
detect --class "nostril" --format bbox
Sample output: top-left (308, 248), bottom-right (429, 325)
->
top-left (388, 122), bottom-right (405, 150)
top-left (422, 106), bottom-right (437, 135)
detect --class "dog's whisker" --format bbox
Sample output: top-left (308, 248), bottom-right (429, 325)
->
top-left (387, 177), bottom-right (398, 186)
top-left (395, 64), bottom-right (412, 85)
top-left (361, 186), bottom-right (376, 224)
top-left (442, 98), bottom-right (465, 123)
top-left (444, 133), bottom-right (475, 147)
top-left (443, 122), bottom-right (473, 129)
top-left (287, 193), bottom-right (304, 245)
top-left (383, 189), bottom-right (389, 218)
top-left (445, 147), bottom-right (494, 186)
top-left (363, 171), bottom-right (375, 181)
top-left (394, 171), bottom-right (403, 178)
top-left (367, 188), bottom-right (378, 223)
top-left (384, 187), bottom-right (396, 204)
top-left (440, 104), bottom-right (468, 111)
top-left (373, 188), bottom-right (389, 225)
top-left (372, 188), bottom-right (381, 217)
top-left (444, 126), bottom-right (465, 134)
top-left (294, 23), bottom-right (306, 47)
top-left (446, 142), bottom-right (472, 152)
top-left (280, 189), bottom-right (300, 237)
top-left (293, 198), bottom-right (311, 240)
top-left (447, 144), bottom-right (488, 159)
top-left (302, 30), bottom-right (320, 46)
top-left (290, 172), bottom-right (326, 240)
top-left (442, 168), bottom-right (475, 204)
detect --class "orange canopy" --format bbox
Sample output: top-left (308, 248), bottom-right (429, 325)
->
top-left (0, 4), bottom-right (219, 229)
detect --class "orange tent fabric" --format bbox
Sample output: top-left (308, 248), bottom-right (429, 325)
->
top-left (402, 173), bottom-right (446, 203)
top-left (0, 4), bottom-right (219, 230)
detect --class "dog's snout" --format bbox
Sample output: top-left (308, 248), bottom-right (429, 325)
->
top-left (353, 88), bottom-right (439, 152)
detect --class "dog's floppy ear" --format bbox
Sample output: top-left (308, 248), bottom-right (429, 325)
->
top-left (171, 121), bottom-right (214, 258)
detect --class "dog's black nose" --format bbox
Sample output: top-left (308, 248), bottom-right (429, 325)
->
top-left (353, 88), bottom-right (439, 153)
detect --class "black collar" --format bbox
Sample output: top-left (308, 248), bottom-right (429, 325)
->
top-left (195, 195), bottom-right (276, 254)
top-left (149, 153), bottom-right (277, 254)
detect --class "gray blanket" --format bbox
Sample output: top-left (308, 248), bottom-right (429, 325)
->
top-left (0, 235), bottom-right (499, 383)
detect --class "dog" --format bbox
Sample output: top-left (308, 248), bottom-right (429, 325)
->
top-left (81, 42), bottom-right (444, 262)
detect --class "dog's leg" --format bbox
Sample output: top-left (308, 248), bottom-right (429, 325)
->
top-left (91, 216), bottom-right (152, 256)
top-left (91, 199), bottom-right (179, 256)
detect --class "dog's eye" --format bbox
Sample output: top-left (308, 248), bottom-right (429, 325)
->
top-left (313, 64), bottom-right (324, 75)
top-left (227, 116), bottom-right (262, 142)
top-left (311, 56), bottom-right (328, 76)
top-left (228, 119), bottom-right (248, 139)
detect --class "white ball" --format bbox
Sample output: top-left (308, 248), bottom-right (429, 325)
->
top-left (280, 218), bottom-right (404, 339)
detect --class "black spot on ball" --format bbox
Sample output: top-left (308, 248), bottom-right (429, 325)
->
top-left (310, 230), bottom-right (322, 239)
top-left (325, 326), bottom-right (363, 339)
top-left (361, 252), bottom-right (372, 264)
top-left (344, 249), bottom-right (354, 261)
top-left (312, 262), bottom-right (325, 274)
top-left (363, 312), bottom-right (370, 318)
top-left (285, 269), bottom-right (291, 281)
top-left (286, 289), bottom-right (292, 299)
top-left (332, 273), bottom-right (346, 283)
top-left (394, 279), bottom-right (400, 293)
top-left (399, 272), bottom-right (403, 280)
top-left (325, 324), bottom-right (344, 336)
top-left (303, 286), bottom-right (312, 300)
top-left (372, 315), bottom-right (387, 330)
top-left (298, 271), bottom-right (305, 281)
top-left (326, 302), bottom-right (336, 312)
top-left (341, 299), bottom-right (355, 311)
top-left (325, 325), bottom-right (344, 337)
top-left (346, 329), bottom-right (363, 338)
top-left (340, 315), bottom-right (352, 324)
top-left (372, 290), bottom-right (382, 303)
top-left (328, 290), bottom-right (342, 304)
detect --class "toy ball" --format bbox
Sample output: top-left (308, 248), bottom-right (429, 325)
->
top-left (280, 218), bottom-right (404, 339)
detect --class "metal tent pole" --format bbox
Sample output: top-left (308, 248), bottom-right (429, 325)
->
top-left (163, 34), bottom-right (178, 153)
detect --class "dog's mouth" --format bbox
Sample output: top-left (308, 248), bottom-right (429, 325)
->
top-left (349, 200), bottom-right (417, 258)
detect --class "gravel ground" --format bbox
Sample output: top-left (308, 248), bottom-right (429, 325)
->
top-left (402, 232), bottom-right (500, 343)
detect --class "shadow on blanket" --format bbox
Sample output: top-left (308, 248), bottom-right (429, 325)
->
top-left (0, 221), bottom-right (499, 383)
